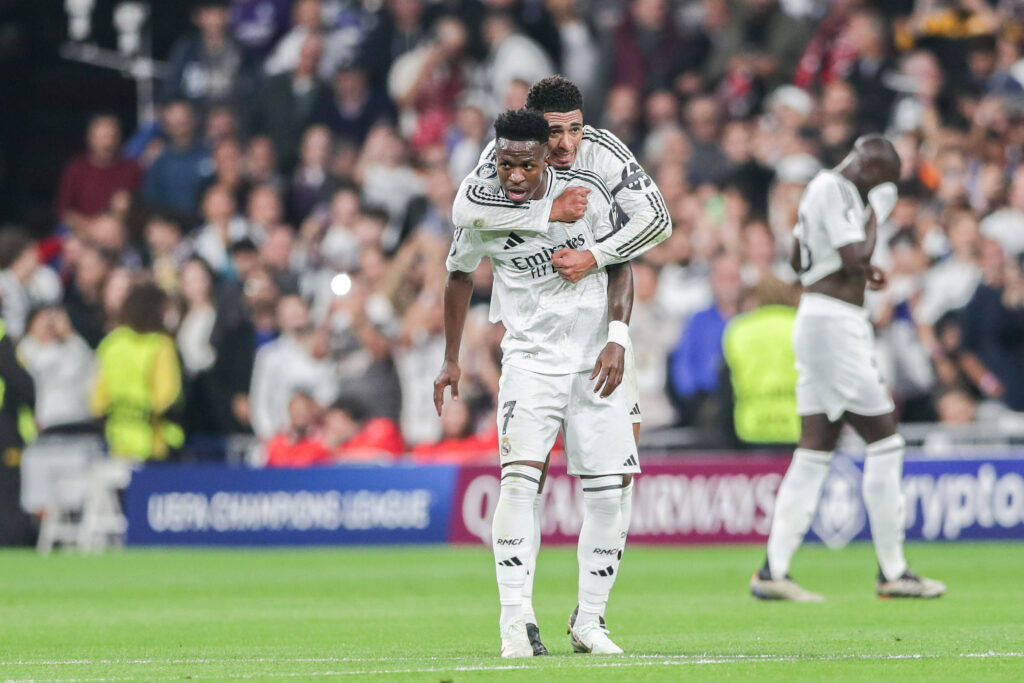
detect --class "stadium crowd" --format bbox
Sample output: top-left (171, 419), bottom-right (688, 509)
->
top-left (5, 0), bottom-right (1024, 465)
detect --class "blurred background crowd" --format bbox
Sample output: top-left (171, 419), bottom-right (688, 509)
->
top-left (1, 0), bottom-right (1024, 467)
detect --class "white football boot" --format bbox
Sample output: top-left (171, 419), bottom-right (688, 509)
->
top-left (568, 615), bottom-right (624, 654)
top-left (499, 619), bottom-right (534, 658)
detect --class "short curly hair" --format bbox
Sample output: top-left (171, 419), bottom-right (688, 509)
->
top-left (494, 108), bottom-right (550, 144)
top-left (526, 75), bottom-right (583, 114)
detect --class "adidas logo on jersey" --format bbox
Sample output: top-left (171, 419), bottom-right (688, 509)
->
top-left (622, 454), bottom-right (638, 468)
top-left (503, 232), bottom-right (526, 250)
top-left (629, 404), bottom-right (641, 416)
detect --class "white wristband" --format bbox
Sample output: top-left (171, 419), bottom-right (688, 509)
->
top-left (607, 320), bottom-right (630, 348)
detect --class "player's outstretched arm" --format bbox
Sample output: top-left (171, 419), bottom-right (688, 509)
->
top-left (590, 262), bottom-right (634, 398)
top-left (433, 270), bottom-right (474, 416)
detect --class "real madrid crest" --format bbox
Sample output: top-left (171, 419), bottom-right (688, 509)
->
top-left (500, 437), bottom-right (512, 457)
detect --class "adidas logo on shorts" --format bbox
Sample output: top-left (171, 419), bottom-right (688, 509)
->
top-left (622, 454), bottom-right (638, 468)
top-left (590, 566), bottom-right (615, 577)
top-left (503, 232), bottom-right (526, 250)
top-left (498, 556), bottom-right (523, 567)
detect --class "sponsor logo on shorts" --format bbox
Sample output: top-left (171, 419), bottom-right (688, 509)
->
top-left (496, 537), bottom-right (524, 546)
top-left (593, 547), bottom-right (618, 556)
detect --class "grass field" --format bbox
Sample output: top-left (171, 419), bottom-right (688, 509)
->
top-left (2, 542), bottom-right (1022, 681)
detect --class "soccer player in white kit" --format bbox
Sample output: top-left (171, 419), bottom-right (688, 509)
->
top-left (434, 109), bottom-right (670, 657)
top-left (749, 135), bottom-right (946, 602)
top-left (452, 76), bottom-right (669, 652)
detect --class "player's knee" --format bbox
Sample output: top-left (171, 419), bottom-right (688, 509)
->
top-left (500, 463), bottom-right (543, 496)
top-left (582, 475), bottom-right (628, 513)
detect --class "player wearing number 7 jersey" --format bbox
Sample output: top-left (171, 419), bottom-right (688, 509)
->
top-left (750, 135), bottom-right (945, 602)
top-left (451, 76), bottom-right (670, 654)
top-left (434, 109), bottom-right (668, 659)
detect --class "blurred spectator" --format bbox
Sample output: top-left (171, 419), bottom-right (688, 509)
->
top-left (264, 390), bottom-right (329, 467)
top-left (0, 229), bottom-right (62, 341)
top-left (251, 32), bottom-right (330, 172)
top-left (706, 0), bottom-right (812, 87)
top-left (609, 0), bottom-right (689, 97)
top-left (936, 387), bottom-right (978, 425)
top-left (960, 239), bottom-right (1024, 411)
top-left (63, 243), bottom-right (115, 348)
top-left (684, 95), bottom-right (731, 185)
top-left (980, 169), bottom-right (1024, 258)
top-left (721, 279), bottom-right (800, 445)
top-left (316, 60), bottom-right (395, 145)
top-left (322, 397), bottom-right (404, 461)
top-left (411, 399), bottom-right (497, 464)
top-left (163, 0), bottom-right (243, 112)
top-left (57, 114), bottom-right (142, 232)
top-left (670, 251), bottom-right (743, 426)
top-left (143, 100), bottom-right (213, 219)
top-left (245, 135), bottom-right (285, 189)
top-left (388, 15), bottom-right (470, 149)
top-left (628, 259), bottom-right (679, 429)
top-left (358, 0), bottom-right (431, 92)
top-left (475, 11), bottom-right (554, 117)
top-left (230, 0), bottom-right (293, 71)
top-left (543, 0), bottom-right (601, 106)
top-left (92, 282), bottom-right (184, 460)
top-left (447, 103), bottom-right (488, 186)
top-left (288, 125), bottom-right (334, 223)
top-left (264, 0), bottom-right (323, 77)
top-left (144, 213), bottom-right (189, 292)
top-left (177, 257), bottom-right (255, 435)
top-left (191, 184), bottom-right (254, 277)
top-left (249, 294), bottom-right (337, 438)
top-left (200, 138), bottom-right (252, 210)
top-left (17, 305), bottom-right (94, 433)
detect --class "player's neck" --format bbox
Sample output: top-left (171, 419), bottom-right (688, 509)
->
top-left (834, 162), bottom-right (869, 201)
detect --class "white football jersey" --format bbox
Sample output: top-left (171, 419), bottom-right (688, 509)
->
top-left (793, 171), bottom-right (869, 287)
top-left (446, 168), bottom-right (614, 375)
top-left (453, 125), bottom-right (671, 268)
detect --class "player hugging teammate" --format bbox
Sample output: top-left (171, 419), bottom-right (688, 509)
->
top-left (434, 76), bottom-right (670, 657)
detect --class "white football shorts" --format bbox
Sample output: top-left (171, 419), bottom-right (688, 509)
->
top-left (496, 363), bottom-right (640, 477)
top-left (793, 293), bottom-right (895, 422)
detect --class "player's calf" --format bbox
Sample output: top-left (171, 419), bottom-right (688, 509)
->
top-left (492, 463), bottom-right (541, 655)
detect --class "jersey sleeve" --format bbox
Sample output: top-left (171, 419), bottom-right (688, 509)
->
top-left (584, 129), bottom-right (673, 268)
top-left (821, 176), bottom-right (866, 248)
top-left (452, 143), bottom-right (553, 234)
top-left (445, 226), bottom-right (486, 273)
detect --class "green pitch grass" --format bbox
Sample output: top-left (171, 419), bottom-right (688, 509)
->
top-left (1, 542), bottom-right (1022, 681)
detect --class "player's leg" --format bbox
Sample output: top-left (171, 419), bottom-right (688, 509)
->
top-left (492, 368), bottom-right (566, 657)
top-left (563, 371), bottom-right (638, 654)
top-left (520, 455), bottom-right (550, 655)
top-left (844, 411), bottom-right (946, 598)
top-left (751, 413), bottom-right (841, 602)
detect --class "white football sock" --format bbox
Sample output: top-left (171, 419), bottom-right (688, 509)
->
top-left (863, 434), bottom-right (908, 581)
top-left (576, 476), bottom-right (624, 628)
top-left (492, 464), bottom-right (540, 629)
top-left (520, 494), bottom-right (542, 624)
top-left (766, 449), bottom-right (831, 580)
top-left (599, 478), bottom-right (633, 615)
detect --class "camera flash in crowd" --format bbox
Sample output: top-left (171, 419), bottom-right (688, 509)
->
top-left (331, 273), bottom-right (353, 297)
